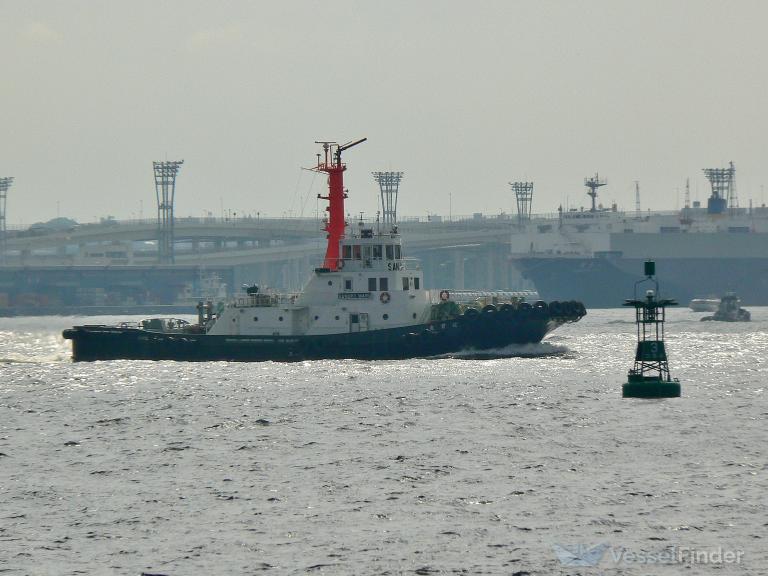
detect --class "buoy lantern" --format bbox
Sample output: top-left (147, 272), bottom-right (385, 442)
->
top-left (622, 260), bottom-right (681, 398)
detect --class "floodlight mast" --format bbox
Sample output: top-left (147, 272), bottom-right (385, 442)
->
top-left (510, 181), bottom-right (534, 225)
top-left (153, 160), bottom-right (184, 264)
top-left (0, 177), bottom-right (14, 265)
top-left (373, 171), bottom-right (404, 226)
top-left (313, 138), bottom-right (367, 270)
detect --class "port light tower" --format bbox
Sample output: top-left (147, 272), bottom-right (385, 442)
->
top-left (622, 260), bottom-right (680, 398)
top-left (585, 173), bottom-right (607, 212)
top-left (510, 181), bottom-right (534, 225)
top-left (372, 171), bottom-right (403, 226)
top-left (0, 176), bottom-right (13, 265)
top-left (153, 160), bottom-right (183, 264)
top-left (703, 162), bottom-right (736, 215)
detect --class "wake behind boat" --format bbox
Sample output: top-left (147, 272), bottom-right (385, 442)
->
top-left (63, 139), bottom-right (586, 361)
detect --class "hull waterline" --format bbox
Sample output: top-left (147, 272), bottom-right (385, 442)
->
top-left (63, 307), bottom-right (584, 362)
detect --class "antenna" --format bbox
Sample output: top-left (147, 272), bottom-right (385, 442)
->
top-left (634, 181), bottom-right (640, 217)
top-left (728, 161), bottom-right (738, 211)
top-left (684, 178), bottom-right (690, 209)
top-left (585, 173), bottom-right (607, 212)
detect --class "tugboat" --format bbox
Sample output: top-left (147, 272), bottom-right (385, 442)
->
top-left (701, 292), bottom-right (751, 322)
top-left (63, 139), bottom-right (586, 362)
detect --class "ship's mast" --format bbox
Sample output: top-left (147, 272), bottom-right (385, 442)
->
top-left (314, 138), bottom-right (366, 270)
top-left (703, 162), bottom-right (735, 215)
top-left (585, 173), bottom-right (607, 212)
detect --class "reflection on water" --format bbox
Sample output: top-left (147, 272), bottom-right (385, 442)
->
top-left (0, 309), bottom-right (766, 574)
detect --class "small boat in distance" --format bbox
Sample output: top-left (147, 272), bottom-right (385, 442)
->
top-left (689, 297), bottom-right (720, 312)
top-left (701, 293), bottom-right (751, 322)
top-left (63, 139), bottom-right (586, 361)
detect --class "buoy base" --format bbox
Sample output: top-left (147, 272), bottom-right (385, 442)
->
top-left (623, 377), bottom-right (680, 398)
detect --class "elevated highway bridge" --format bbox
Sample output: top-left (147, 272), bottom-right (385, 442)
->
top-left (1, 215), bottom-right (532, 310)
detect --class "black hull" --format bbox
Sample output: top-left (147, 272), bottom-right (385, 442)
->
top-left (514, 256), bottom-right (768, 308)
top-left (62, 308), bottom-right (584, 362)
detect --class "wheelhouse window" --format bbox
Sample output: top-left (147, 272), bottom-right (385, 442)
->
top-left (342, 245), bottom-right (352, 259)
top-left (414, 277), bottom-right (420, 289)
top-left (368, 278), bottom-right (377, 291)
top-left (385, 245), bottom-right (394, 260)
top-left (353, 245), bottom-right (361, 260)
top-left (373, 245), bottom-right (383, 260)
top-left (402, 277), bottom-right (409, 290)
top-left (379, 277), bottom-right (388, 291)
top-left (395, 245), bottom-right (402, 259)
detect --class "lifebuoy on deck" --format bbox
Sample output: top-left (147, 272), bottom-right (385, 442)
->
top-left (380, 291), bottom-right (391, 304)
top-left (439, 290), bottom-right (450, 302)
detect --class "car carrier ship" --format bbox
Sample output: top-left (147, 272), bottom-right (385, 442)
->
top-left (63, 139), bottom-right (586, 362)
top-left (509, 164), bottom-right (768, 308)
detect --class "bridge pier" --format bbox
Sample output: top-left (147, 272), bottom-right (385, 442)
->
top-left (453, 250), bottom-right (465, 290)
top-left (485, 250), bottom-right (496, 289)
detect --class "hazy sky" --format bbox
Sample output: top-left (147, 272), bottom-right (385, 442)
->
top-left (2, 1), bottom-right (768, 226)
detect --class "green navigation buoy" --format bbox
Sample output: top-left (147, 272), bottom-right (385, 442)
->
top-left (622, 260), bottom-right (681, 398)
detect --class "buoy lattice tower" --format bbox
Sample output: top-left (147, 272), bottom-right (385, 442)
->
top-left (622, 260), bottom-right (681, 398)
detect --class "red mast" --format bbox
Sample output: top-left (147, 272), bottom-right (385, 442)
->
top-left (314, 138), bottom-right (367, 270)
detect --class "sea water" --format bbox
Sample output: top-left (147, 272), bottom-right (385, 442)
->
top-left (0, 309), bottom-right (766, 575)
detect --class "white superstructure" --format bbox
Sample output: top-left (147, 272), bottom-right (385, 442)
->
top-left (207, 225), bottom-right (432, 337)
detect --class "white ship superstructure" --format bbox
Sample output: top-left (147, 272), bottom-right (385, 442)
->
top-left (207, 224), bottom-right (432, 337)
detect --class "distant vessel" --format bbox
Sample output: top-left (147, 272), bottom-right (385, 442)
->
top-left (689, 297), bottom-right (720, 312)
top-left (63, 140), bottom-right (586, 361)
top-left (510, 164), bottom-right (768, 308)
top-left (701, 293), bottom-right (751, 322)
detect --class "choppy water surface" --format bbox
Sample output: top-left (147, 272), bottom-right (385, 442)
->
top-left (1, 309), bottom-right (766, 575)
